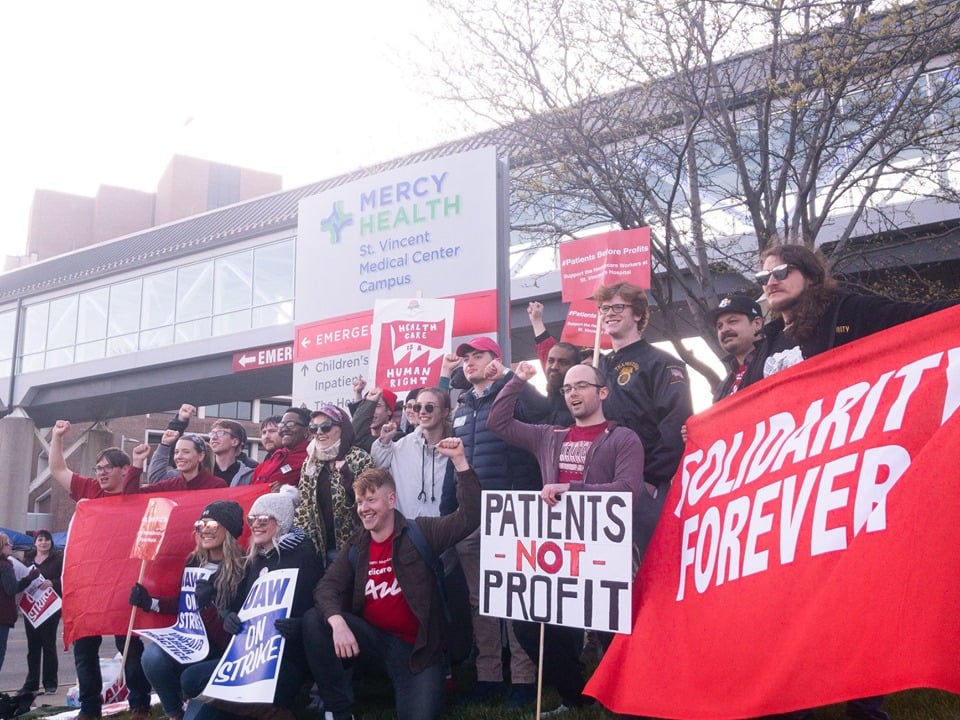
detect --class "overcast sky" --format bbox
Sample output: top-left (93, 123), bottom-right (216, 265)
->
top-left (0, 0), bottom-right (474, 258)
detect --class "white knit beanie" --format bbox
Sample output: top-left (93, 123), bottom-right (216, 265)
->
top-left (249, 485), bottom-right (300, 535)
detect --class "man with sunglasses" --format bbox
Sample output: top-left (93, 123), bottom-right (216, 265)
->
top-left (486, 358), bottom-right (648, 715)
top-left (743, 243), bottom-right (958, 387)
top-left (251, 407), bottom-right (311, 488)
top-left (742, 242), bottom-right (958, 720)
top-left (46, 419), bottom-right (153, 719)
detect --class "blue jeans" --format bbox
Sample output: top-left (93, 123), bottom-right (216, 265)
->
top-left (73, 635), bottom-right (151, 714)
top-left (303, 608), bottom-right (446, 720)
top-left (141, 644), bottom-right (219, 717)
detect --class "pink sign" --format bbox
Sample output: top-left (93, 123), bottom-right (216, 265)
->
top-left (559, 227), bottom-right (651, 301)
top-left (130, 497), bottom-right (177, 561)
top-left (560, 299), bottom-right (613, 349)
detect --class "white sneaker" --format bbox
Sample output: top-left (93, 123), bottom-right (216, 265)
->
top-left (541, 704), bottom-right (571, 718)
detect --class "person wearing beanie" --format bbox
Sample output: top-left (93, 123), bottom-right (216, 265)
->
top-left (214, 486), bottom-right (323, 719)
top-left (350, 386), bottom-right (399, 454)
top-left (294, 404), bottom-right (375, 565)
top-left (136, 500), bottom-right (248, 720)
top-left (17, 529), bottom-right (64, 695)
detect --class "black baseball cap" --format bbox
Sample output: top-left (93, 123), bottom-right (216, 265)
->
top-left (709, 295), bottom-right (762, 321)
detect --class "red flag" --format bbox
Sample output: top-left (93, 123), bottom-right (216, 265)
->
top-left (63, 485), bottom-right (268, 647)
top-left (586, 306), bottom-right (960, 718)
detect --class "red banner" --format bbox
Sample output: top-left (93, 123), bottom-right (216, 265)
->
top-left (63, 486), bottom-right (268, 647)
top-left (130, 497), bottom-right (177, 560)
top-left (586, 306), bottom-right (960, 718)
top-left (558, 227), bottom-right (651, 301)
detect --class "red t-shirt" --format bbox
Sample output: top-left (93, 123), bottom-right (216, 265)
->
top-left (69, 466), bottom-right (143, 501)
top-left (362, 536), bottom-right (419, 644)
top-left (558, 421), bottom-right (608, 484)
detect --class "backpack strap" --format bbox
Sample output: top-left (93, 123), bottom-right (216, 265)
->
top-left (404, 521), bottom-right (453, 624)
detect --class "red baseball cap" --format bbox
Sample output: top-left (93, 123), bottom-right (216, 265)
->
top-left (456, 336), bottom-right (502, 358)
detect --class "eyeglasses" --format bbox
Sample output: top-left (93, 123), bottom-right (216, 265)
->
top-left (754, 263), bottom-right (795, 286)
top-left (208, 429), bottom-right (234, 439)
top-left (194, 519), bottom-right (220, 532)
top-left (93, 464), bottom-right (116, 474)
top-left (560, 381), bottom-right (605, 396)
top-left (598, 303), bottom-right (629, 315)
top-left (413, 403), bottom-right (437, 414)
top-left (309, 422), bottom-right (335, 434)
top-left (278, 420), bottom-right (306, 430)
top-left (247, 515), bottom-right (275, 527)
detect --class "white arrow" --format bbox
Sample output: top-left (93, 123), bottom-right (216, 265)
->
top-left (301, 336), bottom-right (311, 348)
top-left (238, 353), bottom-right (256, 367)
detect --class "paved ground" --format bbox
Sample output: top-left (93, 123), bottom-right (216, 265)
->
top-left (0, 621), bottom-right (119, 711)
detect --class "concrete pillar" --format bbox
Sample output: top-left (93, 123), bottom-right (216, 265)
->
top-left (0, 412), bottom-right (37, 531)
top-left (78, 422), bottom-right (115, 476)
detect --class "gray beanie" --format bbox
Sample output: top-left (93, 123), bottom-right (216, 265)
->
top-left (249, 485), bottom-right (299, 535)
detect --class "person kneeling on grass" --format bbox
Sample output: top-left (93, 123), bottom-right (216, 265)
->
top-left (302, 437), bottom-right (481, 720)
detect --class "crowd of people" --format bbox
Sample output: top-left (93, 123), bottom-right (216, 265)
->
top-left (8, 243), bottom-right (955, 720)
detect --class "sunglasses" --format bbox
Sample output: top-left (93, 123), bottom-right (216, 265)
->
top-left (754, 263), bottom-right (795, 286)
top-left (194, 519), bottom-right (221, 532)
top-left (278, 420), bottom-right (306, 430)
top-left (247, 515), bottom-right (274, 527)
top-left (413, 402), bottom-right (437, 414)
top-left (309, 421), bottom-right (335, 434)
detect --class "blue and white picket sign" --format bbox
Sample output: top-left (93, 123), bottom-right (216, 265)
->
top-left (201, 568), bottom-right (298, 704)
top-left (136, 566), bottom-right (213, 663)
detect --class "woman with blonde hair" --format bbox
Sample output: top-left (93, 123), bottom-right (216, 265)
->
top-left (133, 501), bottom-right (247, 720)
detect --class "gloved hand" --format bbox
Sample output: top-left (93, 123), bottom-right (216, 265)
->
top-left (194, 579), bottom-right (214, 610)
top-left (223, 612), bottom-right (242, 635)
top-left (274, 617), bottom-right (302, 640)
top-left (129, 583), bottom-right (153, 611)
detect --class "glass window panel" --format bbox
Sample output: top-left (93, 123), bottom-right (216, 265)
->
top-left (45, 347), bottom-right (74, 368)
top-left (106, 334), bottom-right (138, 356)
top-left (20, 353), bottom-right (44, 374)
top-left (22, 303), bottom-right (49, 354)
top-left (0, 310), bottom-right (15, 362)
top-left (213, 310), bottom-right (251, 337)
top-left (77, 288), bottom-right (108, 343)
top-left (214, 250), bottom-right (253, 314)
top-left (140, 327), bottom-right (175, 350)
top-left (142, 270), bottom-right (177, 330)
top-left (109, 280), bottom-right (142, 337)
top-left (47, 296), bottom-right (78, 349)
top-left (253, 241), bottom-right (294, 306)
top-left (252, 302), bottom-right (294, 329)
top-left (76, 341), bottom-right (106, 363)
top-left (175, 318), bottom-right (211, 344)
top-left (177, 263), bottom-right (213, 322)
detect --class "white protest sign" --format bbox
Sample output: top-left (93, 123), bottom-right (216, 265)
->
top-left (480, 490), bottom-right (634, 633)
top-left (135, 567), bottom-right (213, 664)
top-left (202, 568), bottom-right (298, 704)
top-left (18, 574), bottom-right (62, 628)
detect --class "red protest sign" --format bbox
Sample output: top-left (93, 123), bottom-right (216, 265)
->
top-left (559, 298), bottom-right (613, 349)
top-left (558, 227), bottom-right (651, 301)
top-left (586, 306), bottom-right (960, 718)
top-left (130, 497), bottom-right (177, 561)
